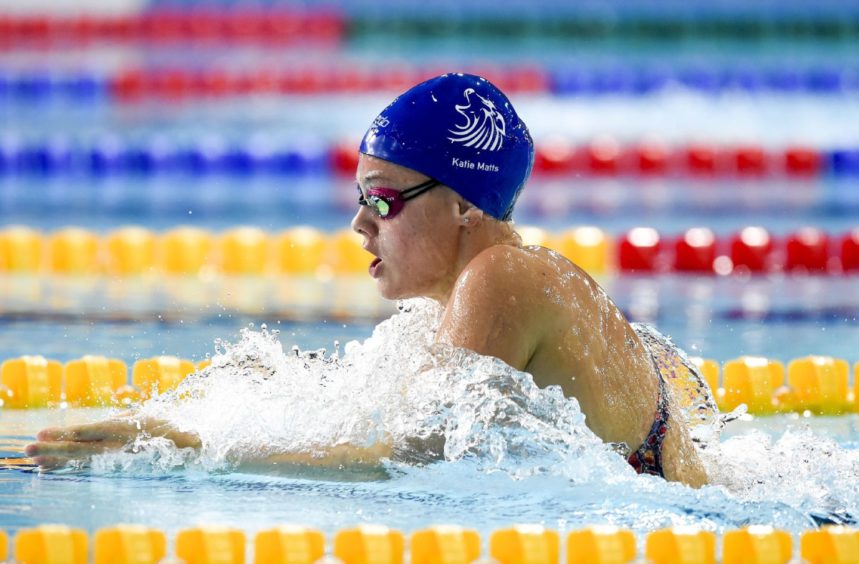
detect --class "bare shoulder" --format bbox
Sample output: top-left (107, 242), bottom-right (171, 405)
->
top-left (438, 245), bottom-right (564, 370)
top-left (445, 245), bottom-right (531, 320)
top-left (456, 244), bottom-right (561, 296)
top-left (458, 244), bottom-right (588, 307)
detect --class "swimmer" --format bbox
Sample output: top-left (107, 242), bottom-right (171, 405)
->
top-left (27, 73), bottom-right (708, 487)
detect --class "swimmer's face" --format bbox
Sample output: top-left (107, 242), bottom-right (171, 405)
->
top-left (352, 154), bottom-right (463, 301)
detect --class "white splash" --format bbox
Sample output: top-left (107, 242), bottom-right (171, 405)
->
top-left (701, 427), bottom-right (859, 522)
top-left (90, 298), bottom-right (859, 525)
top-left (96, 299), bottom-right (622, 481)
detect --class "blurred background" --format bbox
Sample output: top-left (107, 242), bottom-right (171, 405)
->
top-left (1, 0), bottom-right (858, 364)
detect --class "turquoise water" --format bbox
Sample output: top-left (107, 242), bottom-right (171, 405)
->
top-left (0, 299), bottom-right (857, 542)
top-left (1, 411), bottom-right (857, 539)
top-left (1, 275), bottom-right (858, 362)
top-left (0, 313), bottom-right (857, 543)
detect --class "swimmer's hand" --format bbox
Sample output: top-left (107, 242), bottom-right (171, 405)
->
top-left (24, 418), bottom-right (201, 471)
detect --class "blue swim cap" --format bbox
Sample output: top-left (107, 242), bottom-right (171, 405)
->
top-left (359, 73), bottom-right (534, 220)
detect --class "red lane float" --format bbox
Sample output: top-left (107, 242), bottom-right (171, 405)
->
top-left (733, 146), bottom-right (769, 177)
top-left (785, 227), bottom-right (831, 273)
top-left (618, 228), bottom-right (666, 273)
top-left (531, 140), bottom-right (827, 179)
top-left (631, 142), bottom-right (670, 176)
top-left (532, 139), bottom-right (579, 175)
top-left (330, 140), bottom-right (361, 177)
top-left (674, 228), bottom-right (717, 273)
top-left (730, 227), bottom-right (775, 273)
top-left (619, 227), bottom-right (858, 275)
top-left (586, 137), bottom-right (620, 175)
top-left (784, 146), bottom-right (822, 177)
top-left (684, 144), bottom-right (721, 176)
top-left (842, 229), bottom-right (859, 272)
top-left (107, 66), bottom-right (548, 100)
top-left (0, 10), bottom-right (345, 47)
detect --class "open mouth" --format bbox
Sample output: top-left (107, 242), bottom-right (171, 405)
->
top-left (369, 257), bottom-right (382, 277)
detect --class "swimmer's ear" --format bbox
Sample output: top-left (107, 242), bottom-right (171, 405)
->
top-left (456, 199), bottom-right (484, 228)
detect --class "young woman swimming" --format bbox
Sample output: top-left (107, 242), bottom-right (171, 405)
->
top-left (27, 73), bottom-right (708, 487)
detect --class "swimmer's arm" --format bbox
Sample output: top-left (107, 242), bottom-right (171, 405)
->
top-left (25, 417), bottom-right (201, 470)
top-left (436, 248), bottom-right (540, 370)
top-left (254, 441), bottom-right (394, 469)
top-left (28, 418), bottom-right (398, 472)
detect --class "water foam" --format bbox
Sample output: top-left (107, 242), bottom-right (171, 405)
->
top-left (95, 299), bottom-right (624, 481)
top-left (91, 298), bottom-right (858, 525)
top-left (702, 427), bottom-right (859, 523)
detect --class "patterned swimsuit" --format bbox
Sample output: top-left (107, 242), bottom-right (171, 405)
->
top-left (619, 323), bottom-right (719, 478)
top-left (626, 369), bottom-right (670, 477)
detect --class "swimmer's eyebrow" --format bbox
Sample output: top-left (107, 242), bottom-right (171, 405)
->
top-left (358, 170), bottom-right (390, 186)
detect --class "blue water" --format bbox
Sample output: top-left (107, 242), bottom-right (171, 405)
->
top-left (1, 277), bottom-right (859, 364)
top-left (0, 411), bottom-right (856, 540)
top-left (0, 292), bottom-right (856, 545)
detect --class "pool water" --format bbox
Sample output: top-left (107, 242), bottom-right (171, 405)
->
top-left (1, 301), bottom-right (857, 544)
top-left (0, 411), bottom-right (857, 540)
top-left (2, 274), bottom-right (858, 363)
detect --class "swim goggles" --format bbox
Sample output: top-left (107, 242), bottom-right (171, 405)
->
top-left (356, 178), bottom-right (440, 220)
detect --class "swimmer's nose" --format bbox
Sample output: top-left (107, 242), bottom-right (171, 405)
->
top-left (351, 205), bottom-right (378, 240)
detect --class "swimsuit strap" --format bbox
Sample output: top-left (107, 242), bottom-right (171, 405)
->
top-left (627, 364), bottom-right (671, 477)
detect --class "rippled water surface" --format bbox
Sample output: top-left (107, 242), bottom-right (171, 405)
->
top-left (1, 301), bottom-right (856, 540)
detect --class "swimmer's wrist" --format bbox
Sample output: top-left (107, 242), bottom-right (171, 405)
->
top-left (164, 428), bottom-right (202, 450)
top-left (138, 418), bottom-right (203, 450)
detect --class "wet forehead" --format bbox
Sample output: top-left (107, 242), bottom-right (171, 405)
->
top-left (357, 154), bottom-right (430, 189)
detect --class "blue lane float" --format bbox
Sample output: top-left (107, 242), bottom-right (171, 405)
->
top-left (548, 66), bottom-right (859, 96)
top-left (830, 150), bottom-right (859, 176)
top-left (0, 138), bottom-right (331, 177)
top-left (0, 72), bottom-right (108, 103)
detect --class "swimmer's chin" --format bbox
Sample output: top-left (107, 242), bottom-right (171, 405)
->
top-left (376, 282), bottom-right (445, 303)
top-left (375, 281), bottom-right (415, 301)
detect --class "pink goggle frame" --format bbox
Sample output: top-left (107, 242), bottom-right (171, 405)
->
top-left (356, 178), bottom-right (440, 219)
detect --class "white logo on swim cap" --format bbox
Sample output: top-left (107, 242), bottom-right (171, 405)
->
top-left (447, 88), bottom-right (506, 152)
top-left (373, 115), bottom-right (390, 128)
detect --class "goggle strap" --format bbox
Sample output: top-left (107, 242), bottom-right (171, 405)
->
top-left (399, 179), bottom-right (440, 201)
